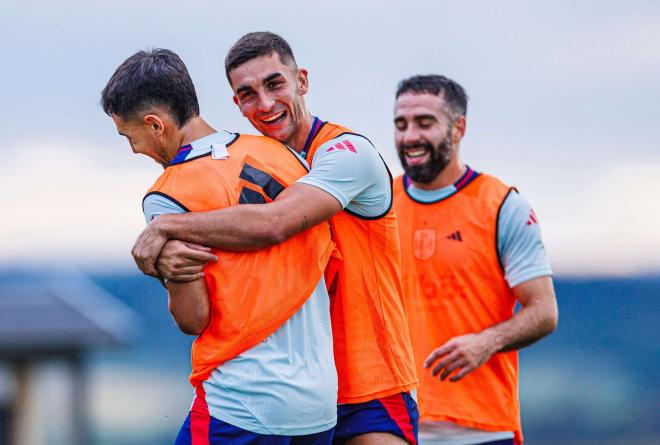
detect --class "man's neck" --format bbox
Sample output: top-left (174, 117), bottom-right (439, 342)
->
top-left (287, 113), bottom-right (315, 153)
top-left (179, 116), bottom-right (216, 147)
top-left (164, 116), bottom-right (217, 164)
top-left (411, 159), bottom-right (466, 191)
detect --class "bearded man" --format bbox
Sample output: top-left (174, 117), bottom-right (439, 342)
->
top-left (392, 74), bottom-right (558, 445)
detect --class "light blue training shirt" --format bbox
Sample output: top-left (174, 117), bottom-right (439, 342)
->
top-left (296, 133), bottom-right (392, 217)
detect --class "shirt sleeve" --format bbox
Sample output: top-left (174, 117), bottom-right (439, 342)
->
top-left (497, 191), bottom-right (553, 288)
top-left (142, 193), bottom-right (186, 224)
top-left (296, 134), bottom-right (391, 217)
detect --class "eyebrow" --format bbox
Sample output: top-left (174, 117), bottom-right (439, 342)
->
top-left (263, 72), bottom-right (283, 84)
top-left (394, 113), bottom-right (437, 122)
top-left (235, 72), bottom-right (284, 96)
top-left (234, 84), bottom-right (253, 95)
top-left (414, 114), bottom-right (437, 121)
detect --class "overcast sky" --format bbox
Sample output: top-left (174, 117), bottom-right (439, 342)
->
top-left (1, 0), bottom-right (658, 276)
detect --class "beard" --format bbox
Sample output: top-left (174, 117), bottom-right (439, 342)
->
top-left (398, 133), bottom-right (452, 184)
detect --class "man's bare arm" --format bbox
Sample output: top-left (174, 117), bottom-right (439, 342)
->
top-left (484, 276), bottom-right (558, 352)
top-left (424, 276), bottom-right (558, 382)
top-left (166, 278), bottom-right (211, 335)
top-left (133, 183), bottom-right (342, 277)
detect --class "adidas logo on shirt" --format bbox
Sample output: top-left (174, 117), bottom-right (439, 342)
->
top-left (326, 140), bottom-right (357, 153)
top-left (447, 231), bottom-right (462, 241)
top-left (526, 209), bottom-right (538, 226)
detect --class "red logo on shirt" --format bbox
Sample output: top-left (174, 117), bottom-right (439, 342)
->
top-left (526, 209), bottom-right (538, 226)
top-left (326, 140), bottom-right (357, 153)
top-left (413, 228), bottom-right (436, 260)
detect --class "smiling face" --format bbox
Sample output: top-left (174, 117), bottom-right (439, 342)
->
top-left (394, 92), bottom-right (462, 184)
top-left (229, 52), bottom-right (310, 148)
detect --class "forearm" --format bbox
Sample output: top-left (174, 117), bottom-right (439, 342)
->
top-left (157, 204), bottom-right (294, 251)
top-left (482, 297), bottom-right (558, 353)
top-left (154, 183), bottom-right (339, 252)
top-left (485, 307), bottom-right (552, 352)
top-left (167, 279), bottom-right (211, 335)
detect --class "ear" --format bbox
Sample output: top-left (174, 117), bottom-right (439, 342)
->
top-left (144, 114), bottom-right (165, 136)
top-left (452, 116), bottom-right (467, 144)
top-left (297, 68), bottom-right (309, 95)
top-left (232, 95), bottom-right (247, 116)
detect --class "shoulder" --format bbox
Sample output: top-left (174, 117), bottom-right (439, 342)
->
top-left (312, 133), bottom-right (379, 166)
top-left (142, 191), bottom-right (187, 223)
top-left (310, 132), bottom-right (388, 181)
top-left (464, 172), bottom-right (515, 209)
top-left (500, 190), bottom-right (535, 222)
top-left (477, 172), bottom-right (512, 192)
top-left (232, 133), bottom-right (277, 144)
top-left (230, 133), bottom-right (299, 163)
top-left (319, 131), bottom-right (372, 148)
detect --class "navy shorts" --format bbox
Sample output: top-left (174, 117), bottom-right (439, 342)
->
top-left (334, 392), bottom-right (419, 444)
top-left (174, 412), bottom-right (335, 445)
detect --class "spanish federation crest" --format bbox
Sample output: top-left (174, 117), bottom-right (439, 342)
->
top-left (413, 228), bottom-right (436, 260)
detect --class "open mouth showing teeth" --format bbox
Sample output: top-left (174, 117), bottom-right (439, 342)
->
top-left (262, 111), bottom-right (287, 125)
top-left (404, 148), bottom-right (428, 158)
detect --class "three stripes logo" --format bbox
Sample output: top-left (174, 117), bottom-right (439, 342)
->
top-left (326, 139), bottom-right (357, 153)
top-left (526, 209), bottom-right (538, 226)
top-left (446, 230), bottom-right (462, 242)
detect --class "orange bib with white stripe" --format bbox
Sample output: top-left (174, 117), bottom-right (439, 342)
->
top-left (146, 134), bottom-right (334, 388)
top-left (393, 173), bottom-right (522, 444)
top-left (306, 122), bottom-right (418, 403)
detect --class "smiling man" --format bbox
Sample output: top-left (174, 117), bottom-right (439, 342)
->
top-left (131, 32), bottom-right (419, 445)
top-left (392, 75), bottom-right (558, 445)
top-left (101, 48), bottom-right (339, 445)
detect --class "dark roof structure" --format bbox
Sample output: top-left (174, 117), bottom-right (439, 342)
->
top-left (0, 270), bottom-right (140, 358)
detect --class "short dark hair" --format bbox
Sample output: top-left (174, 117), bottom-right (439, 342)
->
top-left (396, 75), bottom-right (468, 119)
top-left (225, 32), bottom-right (297, 81)
top-left (101, 48), bottom-right (199, 127)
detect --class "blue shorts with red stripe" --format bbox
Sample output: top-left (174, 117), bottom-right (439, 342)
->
top-left (174, 412), bottom-right (335, 445)
top-left (333, 392), bottom-right (419, 444)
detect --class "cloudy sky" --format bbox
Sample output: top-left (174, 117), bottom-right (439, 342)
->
top-left (1, 0), bottom-right (658, 276)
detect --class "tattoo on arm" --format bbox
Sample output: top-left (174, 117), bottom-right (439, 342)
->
top-left (301, 215), bottom-right (308, 231)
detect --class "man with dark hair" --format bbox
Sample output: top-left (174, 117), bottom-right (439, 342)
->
top-left (392, 74), bottom-right (558, 445)
top-left (102, 48), bottom-right (339, 445)
top-left (132, 32), bottom-right (420, 445)
top-left (101, 49), bottom-right (200, 128)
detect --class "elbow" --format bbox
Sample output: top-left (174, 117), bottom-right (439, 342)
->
top-left (540, 305), bottom-right (559, 336)
top-left (265, 227), bottom-right (289, 246)
top-left (549, 310), bottom-right (559, 333)
top-left (178, 324), bottom-right (203, 336)
top-left (176, 316), bottom-right (209, 336)
top-left (169, 301), bottom-right (209, 336)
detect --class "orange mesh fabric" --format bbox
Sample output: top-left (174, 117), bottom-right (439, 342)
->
top-left (306, 123), bottom-right (418, 403)
top-left (393, 174), bottom-right (522, 444)
top-left (147, 135), bottom-right (334, 388)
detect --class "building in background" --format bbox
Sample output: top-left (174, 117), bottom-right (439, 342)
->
top-left (0, 272), bottom-right (139, 445)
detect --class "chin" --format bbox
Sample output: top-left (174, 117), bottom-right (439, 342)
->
top-left (262, 127), bottom-right (292, 144)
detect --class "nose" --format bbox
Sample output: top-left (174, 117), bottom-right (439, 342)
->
top-left (401, 126), bottom-right (422, 146)
top-left (257, 92), bottom-right (275, 113)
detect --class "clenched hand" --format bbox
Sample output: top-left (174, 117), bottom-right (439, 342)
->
top-left (132, 218), bottom-right (170, 277)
